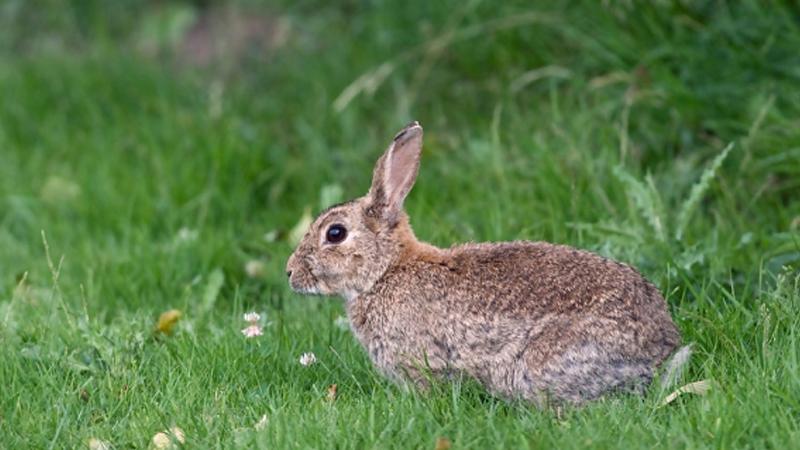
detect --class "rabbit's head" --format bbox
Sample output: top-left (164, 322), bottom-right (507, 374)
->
top-left (286, 122), bottom-right (424, 300)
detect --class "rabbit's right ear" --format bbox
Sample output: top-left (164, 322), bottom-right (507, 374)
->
top-left (366, 121), bottom-right (423, 225)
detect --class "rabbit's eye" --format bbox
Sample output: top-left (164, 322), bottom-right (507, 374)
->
top-left (325, 224), bottom-right (347, 244)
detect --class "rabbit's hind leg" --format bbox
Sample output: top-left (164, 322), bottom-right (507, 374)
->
top-left (532, 341), bottom-right (654, 404)
top-left (514, 316), bottom-right (655, 405)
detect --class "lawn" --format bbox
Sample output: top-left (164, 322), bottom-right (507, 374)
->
top-left (1, 1), bottom-right (799, 448)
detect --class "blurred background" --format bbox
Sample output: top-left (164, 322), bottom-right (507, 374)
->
top-left (1, 1), bottom-right (799, 447)
top-left (2, 1), bottom-right (797, 301)
top-left (3, 0), bottom-right (800, 327)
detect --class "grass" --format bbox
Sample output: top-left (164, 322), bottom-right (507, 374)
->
top-left (1, 0), bottom-right (799, 448)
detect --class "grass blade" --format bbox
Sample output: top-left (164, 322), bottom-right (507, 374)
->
top-left (675, 142), bottom-right (735, 241)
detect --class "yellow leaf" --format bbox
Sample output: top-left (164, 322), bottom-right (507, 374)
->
top-left (326, 384), bottom-right (338, 402)
top-left (434, 437), bottom-right (452, 450)
top-left (40, 176), bottom-right (81, 204)
top-left (156, 309), bottom-right (182, 335)
top-left (288, 207), bottom-right (313, 246)
top-left (244, 260), bottom-right (265, 278)
top-left (254, 414), bottom-right (269, 431)
top-left (660, 379), bottom-right (712, 407)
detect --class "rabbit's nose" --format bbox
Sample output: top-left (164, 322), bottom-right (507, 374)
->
top-left (286, 253), bottom-right (297, 278)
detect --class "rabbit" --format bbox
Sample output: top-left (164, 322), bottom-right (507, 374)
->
top-left (286, 121), bottom-right (682, 406)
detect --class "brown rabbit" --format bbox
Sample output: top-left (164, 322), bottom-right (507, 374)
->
top-left (286, 122), bottom-right (682, 405)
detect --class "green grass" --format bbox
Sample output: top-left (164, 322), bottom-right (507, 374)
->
top-left (1, 1), bottom-right (800, 448)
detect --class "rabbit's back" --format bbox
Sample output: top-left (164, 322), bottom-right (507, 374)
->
top-left (445, 241), bottom-right (660, 314)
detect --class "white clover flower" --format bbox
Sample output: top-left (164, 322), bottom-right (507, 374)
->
top-left (151, 426), bottom-right (185, 449)
top-left (243, 312), bottom-right (261, 323)
top-left (241, 325), bottom-right (263, 338)
top-left (241, 311), bottom-right (267, 338)
top-left (88, 438), bottom-right (111, 450)
top-left (299, 352), bottom-right (317, 366)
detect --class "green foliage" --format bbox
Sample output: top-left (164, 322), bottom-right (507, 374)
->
top-left (1, 0), bottom-right (799, 448)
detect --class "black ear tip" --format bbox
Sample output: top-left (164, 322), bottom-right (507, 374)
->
top-left (393, 121), bottom-right (423, 143)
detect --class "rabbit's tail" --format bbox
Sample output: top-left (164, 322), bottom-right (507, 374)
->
top-left (659, 344), bottom-right (693, 390)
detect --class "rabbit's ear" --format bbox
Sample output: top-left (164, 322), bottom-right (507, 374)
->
top-left (367, 121), bottom-right (423, 224)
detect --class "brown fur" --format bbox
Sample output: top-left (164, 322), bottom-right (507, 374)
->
top-left (286, 122), bottom-right (681, 405)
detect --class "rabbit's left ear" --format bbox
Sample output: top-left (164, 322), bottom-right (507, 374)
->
top-left (367, 121), bottom-right (423, 224)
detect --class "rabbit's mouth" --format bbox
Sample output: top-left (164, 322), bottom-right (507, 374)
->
top-left (288, 274), bottom-right (322, 295)
top-left (291, 284), bottom-right (321, 295)
top-left (287, 252), bottom-right (325, 295)
top-left (288, 267), bottom-right (334, 296)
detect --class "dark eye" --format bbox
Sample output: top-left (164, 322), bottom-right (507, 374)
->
top-left (325, 224), bottom-right (347, 244)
